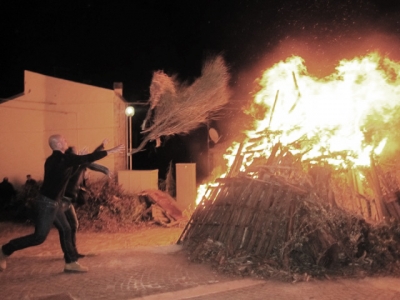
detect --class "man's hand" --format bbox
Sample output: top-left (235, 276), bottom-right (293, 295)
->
top-left (106, 144), bottom-right (125, 155)
top-left (102, 138), bottom-right (109, 147)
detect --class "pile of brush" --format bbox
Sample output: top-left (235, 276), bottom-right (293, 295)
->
top-left (178, 140), bottom-right (400, 281)
top-left (76, 178), bottom-right (184, 232)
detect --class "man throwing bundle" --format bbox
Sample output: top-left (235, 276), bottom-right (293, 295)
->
top-left (0, 134), bottom-right (124, 273)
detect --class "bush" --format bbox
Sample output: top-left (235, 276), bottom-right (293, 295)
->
top-left (0, 176), bottom-right (163, 233)
top-left (0, 182), bottom-right (41, 222)
top-left (76, 178), bottom-right (149, 232)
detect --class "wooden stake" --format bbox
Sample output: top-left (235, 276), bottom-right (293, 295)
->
top-left (369, 156), bottom-right (389, 221)
top-left (268, 90), bottom-right (279, 128)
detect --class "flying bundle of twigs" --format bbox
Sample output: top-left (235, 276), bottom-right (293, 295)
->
top-left (131, 55), bottom-right (231, 154)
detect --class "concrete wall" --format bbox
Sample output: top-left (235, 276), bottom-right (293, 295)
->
top-left (176, 163), bottom-right (197, 211)
top-left (0, 70), bottom-right (127, 188)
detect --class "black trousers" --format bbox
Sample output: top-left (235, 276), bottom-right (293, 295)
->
top-left (2, 195), bottom-right (78, 263)
top-left (62, 198), bottom-right (79, 254)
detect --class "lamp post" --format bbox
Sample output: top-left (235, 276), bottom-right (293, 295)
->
top-left (125, 105), bottom-right (135, 170)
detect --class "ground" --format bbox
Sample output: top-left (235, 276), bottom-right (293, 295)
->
top-left (2, 221), bottom-right (400, 299)
top-left (0, 221), bottom-right (184, 256)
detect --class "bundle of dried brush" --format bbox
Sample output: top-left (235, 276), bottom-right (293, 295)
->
top-left (131, 55), bottom-right (231, 154)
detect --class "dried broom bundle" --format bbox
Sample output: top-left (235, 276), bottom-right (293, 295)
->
top-left (131, 55), bottom-right (231, 154)
top-left (149, 71), bottom-right (176, 109)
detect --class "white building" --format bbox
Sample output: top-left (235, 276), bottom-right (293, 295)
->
top-left (0, 70), bottom-right (127, 187)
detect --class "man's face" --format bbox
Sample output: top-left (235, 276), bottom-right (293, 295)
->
top-left (58, 136), bottom-right (69, 152)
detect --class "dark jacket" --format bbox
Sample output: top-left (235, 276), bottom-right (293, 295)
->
top-left (40, 150), bottom-right (107, 201)
top-left (64, 144), bottom-right (109, 200)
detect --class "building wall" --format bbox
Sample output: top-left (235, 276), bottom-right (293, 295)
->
top-left (0, 70), bottom-right (127, 188)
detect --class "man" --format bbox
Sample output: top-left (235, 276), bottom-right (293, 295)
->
top-left (0, 134), bottom-right (124, 273)
top-left (25, 174), bottom-right (37, 186)
top-left (62, 141), bottom-right (110, 258)
top-left (0, 177), bottom-right (16, 210)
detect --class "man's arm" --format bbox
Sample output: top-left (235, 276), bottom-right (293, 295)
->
top-left (66, 151), bottom-right (107, 166)
top-left (93, 139), bottom-right (109, 152)
top-left (66, 144), bottom-right (124, 166)
top-left (87, 163), bottom-right (110, 176)
top-left (105, 144), bottom-right (124, 155)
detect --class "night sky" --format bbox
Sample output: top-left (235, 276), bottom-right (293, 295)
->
top-left (1, 0), bottom-right (400, 101)
top-left (2, 0), bottom-right (400, 182)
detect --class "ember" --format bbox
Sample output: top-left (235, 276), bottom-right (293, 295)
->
top-left (180, 53), bottom-right (400, 281)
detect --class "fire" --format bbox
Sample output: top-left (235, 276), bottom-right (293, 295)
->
top-left (196, 52), bottom-right (400, 204)
top-left (227, 52), bottom-right (400, 170)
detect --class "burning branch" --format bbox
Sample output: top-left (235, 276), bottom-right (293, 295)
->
top-left (130, 55), bottom-right (231, 154)
top-left (178, 52), bottom-right (400, 281)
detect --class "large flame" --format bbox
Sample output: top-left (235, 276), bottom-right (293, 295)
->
top-left (228, 52), bottom-right (400, 169)
top-left (197, 52), bottom-right (400, 204)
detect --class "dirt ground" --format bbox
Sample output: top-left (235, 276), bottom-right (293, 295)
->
top-left (0, 221), bottom-right (184, 257)
top-left (3, 221), bottom-right (400, 300)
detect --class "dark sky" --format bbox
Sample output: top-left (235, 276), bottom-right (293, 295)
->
top-left (1, 0), bottom-right (400, 182)
top-left (1, 0), bottom-right (400, 101)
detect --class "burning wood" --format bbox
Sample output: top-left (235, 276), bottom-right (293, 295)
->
top-left (176, 52), bottom-right (400, 281)
top-left (179, 145), bottom-right (400, 280)
top-left (130, 55), bottom-right (231, 154)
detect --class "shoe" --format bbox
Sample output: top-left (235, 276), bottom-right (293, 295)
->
top-left (0, 248), bottom-right (8, 271)
top-left (64, 261), bottom-right (89, 273)
top-left (76, 252), bottom-right (98, 258)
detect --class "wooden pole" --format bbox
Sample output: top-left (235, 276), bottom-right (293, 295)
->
top-left (369, 155), bottom-right (389, 221)
top-left (227, 142), bottom-right (245, 178)
top-left (289, 72), bottom-right (301, 113)
top-left (268, 90), bottom-right (279, 128)
top-left (351, 168), bottom-right (364, 216)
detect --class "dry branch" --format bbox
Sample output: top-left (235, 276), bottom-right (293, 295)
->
top-left (130, 55), bottom-right (231, 154)
top-left (179, 126), bottom-right (400, 281)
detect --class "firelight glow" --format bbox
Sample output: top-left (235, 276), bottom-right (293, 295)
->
top-left (196, 52), bottom-right (400, 205)
top-left (231, 52), bottom-right (399, 168)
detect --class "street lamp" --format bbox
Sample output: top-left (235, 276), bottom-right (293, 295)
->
top-left (125, 105), bottom-right (135, 170)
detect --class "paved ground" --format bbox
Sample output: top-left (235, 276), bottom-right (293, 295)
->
top-left (1, 222), bottom-right (400, 300)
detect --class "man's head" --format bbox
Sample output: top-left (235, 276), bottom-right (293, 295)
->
top-left (48, 134), bottom-right (68, 153)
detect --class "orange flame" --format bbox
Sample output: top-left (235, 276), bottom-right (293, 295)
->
top-left (197, 52), bottom-right (400, 204)
top-left (238, 53), bottom-right (399, 166)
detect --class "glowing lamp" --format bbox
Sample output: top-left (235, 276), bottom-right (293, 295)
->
top-left (125, 106), bottom-right (135, 117)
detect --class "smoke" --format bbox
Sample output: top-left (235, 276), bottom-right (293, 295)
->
top-left (227, 0), bottom-right (400, 97)
top-left (263, 32), bottom-right (400, 77)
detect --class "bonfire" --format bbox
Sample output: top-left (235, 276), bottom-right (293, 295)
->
top-left (179, 52), bottom-right (400, 281)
